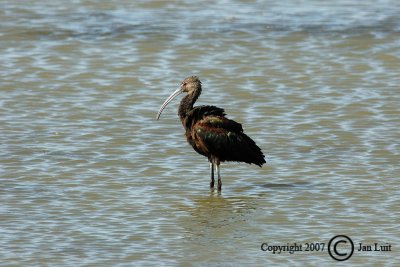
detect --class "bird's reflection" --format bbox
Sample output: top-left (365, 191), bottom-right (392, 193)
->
top-left (178, 193), bottom-right (257, 241)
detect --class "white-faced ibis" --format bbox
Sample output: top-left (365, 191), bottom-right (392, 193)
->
top-left (156, 76), bottom-right (266, 191)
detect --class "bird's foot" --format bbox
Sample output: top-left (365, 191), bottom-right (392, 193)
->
top-left (217, 179), bottom-right (222, 191)
top-left (210, 178), bottom-right (215, 189)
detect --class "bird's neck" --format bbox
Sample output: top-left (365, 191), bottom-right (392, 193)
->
top-left (178, 87), bottom-right (201, 122)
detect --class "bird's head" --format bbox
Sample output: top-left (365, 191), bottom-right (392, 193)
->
top-left (156, 76), bottom-right (201, 120)
top-left (180, 76), bottom-right (201, 94)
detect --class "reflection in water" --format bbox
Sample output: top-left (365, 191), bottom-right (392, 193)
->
top-left (184, 193), bottom-right (257, 232)
top-left (179, 193), bottom-right (258, 264)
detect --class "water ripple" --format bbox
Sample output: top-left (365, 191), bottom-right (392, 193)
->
top-left (1, 0), bottom-right (399, 265)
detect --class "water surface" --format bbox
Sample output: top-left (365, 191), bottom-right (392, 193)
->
top-left (1, 0), bottom-right (399, 266)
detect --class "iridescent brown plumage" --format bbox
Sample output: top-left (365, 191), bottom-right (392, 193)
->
top-left (157, 76), bottom-right (266, 191)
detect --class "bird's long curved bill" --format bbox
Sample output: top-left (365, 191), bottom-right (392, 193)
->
top-left (156, 87), bottom-right (182, 120)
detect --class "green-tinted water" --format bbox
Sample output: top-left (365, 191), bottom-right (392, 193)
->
top-left (1, 0), bottom-right (399, 265)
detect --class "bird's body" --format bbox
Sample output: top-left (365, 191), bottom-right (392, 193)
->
top-left (183, 105), bottom-right (265, 166)
top-left (157, 76), bottom-right (266, 191)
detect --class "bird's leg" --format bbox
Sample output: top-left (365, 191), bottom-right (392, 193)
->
top-left (217, 164), bottom-right (222, 191)
top-left (210, 162), bottom-right (215, 188)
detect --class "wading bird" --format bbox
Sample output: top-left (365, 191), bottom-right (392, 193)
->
top-left (156, 76), bottom-right (266, 191)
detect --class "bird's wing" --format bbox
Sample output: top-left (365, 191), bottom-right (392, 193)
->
top-left (192, 116), bottom-right (265, 166)
top-left (195, 105), bottom-right (226, 117)
top-left (184, 105), bottom-right (226, 130)
top-left (197, 115), bottom-right (243, 133)
top-left (192, 116), bottom-right (243, 156)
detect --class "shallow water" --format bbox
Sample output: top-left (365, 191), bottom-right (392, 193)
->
top-left (1, 0), bottom-right (399, 266)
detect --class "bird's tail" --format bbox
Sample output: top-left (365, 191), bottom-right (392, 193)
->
top-left (228, 132), bottom-right (266, 167)
top-left (243, 134), bottom-right (266, 167)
